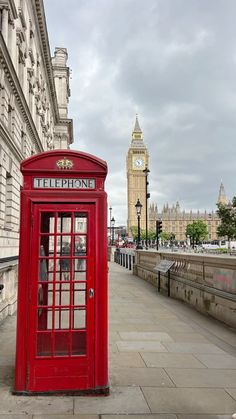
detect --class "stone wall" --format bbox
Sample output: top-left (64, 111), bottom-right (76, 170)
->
top-left (134, 250), bottom-right (236, 328)
top-left (0, 259), bottom-right (18, 322)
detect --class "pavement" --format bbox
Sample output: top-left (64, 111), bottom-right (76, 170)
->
top-left (0, 261), bottom-right (236, 418)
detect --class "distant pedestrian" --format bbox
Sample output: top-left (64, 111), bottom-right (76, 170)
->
top-left (61, 241), bottom-right (70, 280)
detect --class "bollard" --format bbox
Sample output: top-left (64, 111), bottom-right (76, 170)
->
top-left (126, 254), bottom-right (128, 268)
top-left (129, 254), bottom-right (132, 270)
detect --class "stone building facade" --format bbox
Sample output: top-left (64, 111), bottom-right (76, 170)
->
top-left (149, 182), bottom-right (228, 242)
top-left (0, 0), bottom-right (73, 321)
top-left (149, 202), bottom-right (220, 242)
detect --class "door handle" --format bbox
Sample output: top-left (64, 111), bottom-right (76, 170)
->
top-left (89, 288), bottom-right (94, 298)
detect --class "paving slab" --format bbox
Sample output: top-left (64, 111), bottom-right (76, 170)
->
top-left (102, 415), bottom-right (177, 419)
top-left (157, 322), bottom-right (196, 333)
top-left (117, 317), bottom-right (156, 325)
top-left (194, 354), bottom-right (236, 369)
top-left (177, 415), bottom-right (232, 419)
top-left (142, 387), bottom-right (236, 414)
top-left (140, 352), bottom-right (206, 369)
top-left (134, 324), bottom-right (169, 332)
top-left (0, 365), bottom-right (14, 386)
top-left (109, 367), bottom-right (175, 387)
top-left (109, 352), bottom-right (146, 368)
top-left (119, 332), bottom-right (173, 341)
top-left (168, 332), bottom-right (210, 343)
top-left (0, 416), bottom-right (33, 419)
top-left (108, 331), bottom-right (120, 341)
top-left (0, 391), bottom-right (73, 415)
top-left (225, 388), bottom-right (236, 400)
top-left (165, 368), bottom-right (236, 387)
top-left (74, 386), bottom-right (150, 414)
top-left (116, 340), bottom-right (167, 352)
top-left (158, 295), bottom-right (236, 354)
top-left (162, 342), bottom-right (226, 354)
top-left (108, 342), bottom-right (118, 353)
top-left (109, 323), bottom-right (141, 331)
top-left (34, 416), bottom-right (98, 419)
top-left (0, 354), bottom-right (15, 366)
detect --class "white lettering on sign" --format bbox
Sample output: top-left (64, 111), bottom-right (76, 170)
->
top-left (33, 178), bottom-right (95, 189)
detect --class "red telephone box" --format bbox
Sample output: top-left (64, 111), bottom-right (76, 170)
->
top-left (14, 150), bottom-right (108, 395)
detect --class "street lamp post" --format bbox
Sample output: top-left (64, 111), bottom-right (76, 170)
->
top-left (143, 168), bottom-right (150, 250)
top-left (111, 216), bottom-right (115, 246)
top-left (109, 206), bottom-right (112, 245)
top-left (135, 199), bottom-right (143, 250)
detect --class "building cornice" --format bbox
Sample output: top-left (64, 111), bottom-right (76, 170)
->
top-left (52, 65), bottom-right (70, 75)
top-left (33, 0), bottom-right (59, 123)
top-left (57, 118), bottom-right (73, 144)
top-left (0, 33), bottom-right (43, 152)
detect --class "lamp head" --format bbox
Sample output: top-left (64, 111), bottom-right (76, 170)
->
top-left (135, 199), bottom-right (142, 216)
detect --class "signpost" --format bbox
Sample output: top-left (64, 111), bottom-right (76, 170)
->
top-left (154, 260), bottom-right (175, 297)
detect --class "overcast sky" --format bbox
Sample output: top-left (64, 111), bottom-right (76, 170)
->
top-left (44, 0), bottom-right (236, 226)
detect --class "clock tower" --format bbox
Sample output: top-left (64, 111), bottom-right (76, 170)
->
top-left (127, 115), bottom-right (149, 235)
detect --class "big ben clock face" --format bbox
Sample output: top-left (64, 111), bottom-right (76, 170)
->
top-left (132, 156), bottom-right (145, 169)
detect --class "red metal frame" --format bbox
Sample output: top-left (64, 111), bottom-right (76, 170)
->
top-left (14, 150), bottom-right (108, 394)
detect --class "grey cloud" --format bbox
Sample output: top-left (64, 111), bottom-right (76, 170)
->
top-left (44, 0), bottom-right (236, 224)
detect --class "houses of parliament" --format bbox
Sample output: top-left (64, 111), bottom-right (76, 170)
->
top-left (127, 116), bottom-right (228, 242)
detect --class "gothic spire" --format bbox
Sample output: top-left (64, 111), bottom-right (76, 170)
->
top-left (132, 114), bottom-right (143, 141)
top-left (217, 181), bottom-right (228, 205)
top-left (134, 114), bottom-right (142, 132)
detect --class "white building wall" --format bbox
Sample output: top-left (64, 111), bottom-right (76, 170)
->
top-left (0, 0), bottom-right (73, 321)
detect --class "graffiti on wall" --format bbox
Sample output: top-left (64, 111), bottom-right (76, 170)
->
top-left (211, 268), bottom-right (236, 293)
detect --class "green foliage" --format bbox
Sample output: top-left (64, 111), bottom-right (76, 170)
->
top-left (160, 231), bottom-right (173, 241)
top-left (140, 230), bottom-right (146, 240)
top-left (186, 220), bottom-right (208, 245)
top-left (148, 230), bottom-right (157, 240)
top-left (130, 226), bottom-right (157, 241)
top-left (217, 197), bottom-right (236, 241)
top-left (130, 226), bottom-right (138, 239)
top-left (217, 248), bottom-right (229, 254)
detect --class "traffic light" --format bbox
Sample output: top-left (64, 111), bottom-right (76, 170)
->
top-left (156, 220), bottom-right (162, 234)
top-left (156, 220), bottom-right (162, 250)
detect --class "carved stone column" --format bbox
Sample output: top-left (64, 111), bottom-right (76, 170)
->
top-left (2, 7), bottom-right (9, 45)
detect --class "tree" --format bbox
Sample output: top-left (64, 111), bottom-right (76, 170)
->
top-left (186, 220), bottom-right (208, 247)
top-left (160, 231), bottom-right (173, 242)
top-left (147, 230), bottom-right (157, 241)
top-left (130, 226), bottom-right (157, 241)
top-left (130, 226), bottom-right (138, 240)
top-left (217, 197), bottom-right (236, 247)
top-left (130, 226), bottom-right (146, 241)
